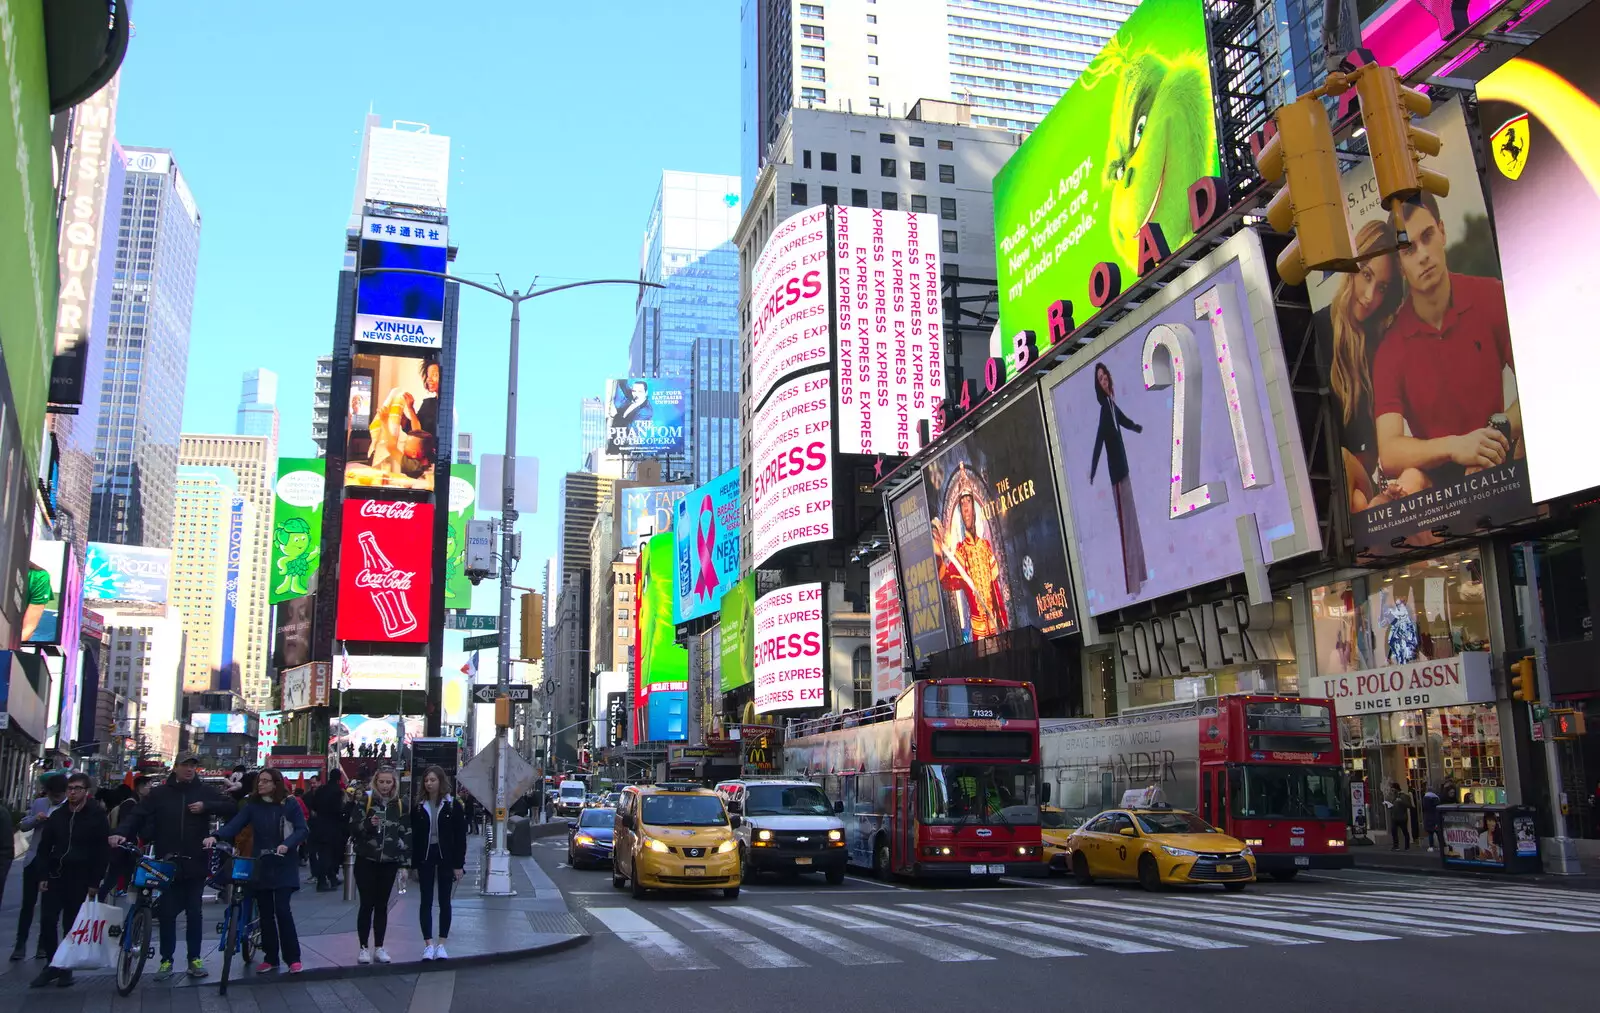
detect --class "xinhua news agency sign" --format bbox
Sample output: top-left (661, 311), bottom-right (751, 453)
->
top-left (1304, 652), bottom-right (1493, 716)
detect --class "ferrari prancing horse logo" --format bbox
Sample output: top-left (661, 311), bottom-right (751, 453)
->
top-left (1492, 113), bottom-right (1531, 180)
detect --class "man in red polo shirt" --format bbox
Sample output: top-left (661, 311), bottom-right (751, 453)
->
top-left (1372, 193), bottom-right (1522, 487)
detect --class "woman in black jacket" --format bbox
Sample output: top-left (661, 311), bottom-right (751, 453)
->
top-left (205, 769), bottom-right (309, 974)
top-left (410, 766), bottom-right (467, 961)
top-left (1088, 362), bottom-right (1147, 597)
top-left (30, 773), bottom-right (111, 989)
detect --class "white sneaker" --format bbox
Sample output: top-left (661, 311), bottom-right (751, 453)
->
top-left (433, 944), bottom-right (448, 960)
top-left (421, 945), bottom-right (436, 961)
top-left (375, 948), bottom-right (391, 964)
top-left (357, 947), bottom-right (372, 965)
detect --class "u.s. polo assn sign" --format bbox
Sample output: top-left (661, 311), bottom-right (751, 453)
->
top-left (1304, 653), bottom-right (1494, 716)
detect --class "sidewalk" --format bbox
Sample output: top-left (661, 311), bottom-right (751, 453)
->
top-left (0, 825), bottom-right (587, 994)
top-left (1352, 841), bottom-right (1600, 888)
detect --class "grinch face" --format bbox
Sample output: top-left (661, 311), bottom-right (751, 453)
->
top-left (1104, 50), bottom-right (1214, 266)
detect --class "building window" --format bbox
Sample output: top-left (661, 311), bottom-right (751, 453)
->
top-left (800, 86), bottom-right (826, 102)
top-left (868, 75), bottom-right (879, 86)
top-left (910, 194), bottom-right (928, 212)
top-left (821, 151), bottom-right (837, 171)
top-left (942, 229), bottom-right (959, 253)
top-left (880, 158), bottom-right (896, 177)
top-left (801, 65), bottom-right (825, 82)
top-left (802, 149), bottom-right (812, 168)
top-left (882, 192), bottom-right (898, 210)
top-left (867, 14), bottom-right (878, 23)
top-left (879, 132), bottom-right (894, 143)
top-left (801, 44), bottom-right (825, 60)
top-left (938, 139), bottom-right (953, 150)
top-left (851, 188), bottom-right (868, 207)
top-left (801, 24), bottom-right (824, 39)
top-left (866, 33), bottom-right (878, 44)
top-left (909, 136), bottom-right (926, 147)
top-left (790, 182), bottom-right (808, 206)
top-left (909, 161), bottom-right (926, 180)
top-left (868, 54), bottom-right (878, 65)
top-left (850, 154), bottom-right (861, 174)
top-left (852, 647), bottom-right (872, 710)
top-left (939, 164), bottom-right (955, 184)
top-left (822, 184), bottom-right (839, 204)
top-left (940, 196), bottom-right (957, 220)
top-left (869, 97), bottom-right (882, 109)
top-left (800, 2), bottom-right (823, 15)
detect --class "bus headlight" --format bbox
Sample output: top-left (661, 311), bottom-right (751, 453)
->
top-left (1328, 839), bottom-right (1346, 847)
top-left (1244, 839), bottom-right (1264, 847)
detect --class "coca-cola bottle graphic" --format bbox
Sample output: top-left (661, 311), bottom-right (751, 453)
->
top-left (356, 530), bottom-right (418, 638)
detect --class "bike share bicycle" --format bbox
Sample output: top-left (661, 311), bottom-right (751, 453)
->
top-left (208, 841), bottom-right (263, 994)
top-left (110, 844), bottom-right (174, 996)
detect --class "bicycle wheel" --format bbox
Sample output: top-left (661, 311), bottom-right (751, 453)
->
top-left (219, 904), bottom-right (235, 995)
top-left (116, 905), bottom-right (151, 996)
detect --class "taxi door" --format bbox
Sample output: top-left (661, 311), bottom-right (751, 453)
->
top-left (614, 790), bottom-right (638, 878)
top-left (1104, 812), bottom-right (1141, 878)
top-left (1077, 814), bottom-right (1112, 876)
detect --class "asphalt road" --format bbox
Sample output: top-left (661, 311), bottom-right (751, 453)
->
top-left (442, 837), bottom-right (1596, 1012)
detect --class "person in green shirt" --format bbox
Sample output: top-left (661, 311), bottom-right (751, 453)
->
top-left (20, 563), bottom-right (54, 642)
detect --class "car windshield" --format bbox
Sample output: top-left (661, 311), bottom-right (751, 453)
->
top-left (1040, 809), bottom-right (1073, 830)
top-left (559, 784), bottom-right (584, 797)
top-left (578, 808), bottom-right (614, 828)
top-left (919, 765), bottom-right (1040, 825)
top-left (744, 785), bottom-right (833, 816)
top-left (1231, 765), bottom-right (1346, 820)
top-left (641, 794), bottom-right (727, 827)
top-left (1134, 812), bottom-right (1218, 835)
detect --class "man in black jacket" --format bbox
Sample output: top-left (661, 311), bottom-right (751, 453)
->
top-left (109, 755), bottom-right (234, 979)
top-left (30, 773), bottom-right (111, 988)
top-left (308, 766), bottom-right (348, 891)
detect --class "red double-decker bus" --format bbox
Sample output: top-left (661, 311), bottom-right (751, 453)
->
top-left (783, 678), bottom-right (1044, 881)
top-left (1042, 694), bottom-right (1351, 880)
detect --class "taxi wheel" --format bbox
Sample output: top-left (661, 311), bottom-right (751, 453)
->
top-left (722, 886), bottom-right (740, 900)
top-left (1223, 881), bottom-right (1249, 892)
top-left (612, 865), bottom-right (627, 889)
top-left (1137, 854), bottom-right (1164, 892)
top-left (1072, 853), bottom-right (1093, 885)
top-left (630, 871), bottom-right (647, 900)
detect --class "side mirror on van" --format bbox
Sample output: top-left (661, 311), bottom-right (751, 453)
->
top-left (727, 800), bottom-right (742, 814)
top-left (833, 800), bottom-right (844, 814)
top-left (729, 814), bottom-right (743, 830)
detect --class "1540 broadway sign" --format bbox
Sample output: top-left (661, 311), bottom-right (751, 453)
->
top-left (1304, 652), bottom-right (1493, 716)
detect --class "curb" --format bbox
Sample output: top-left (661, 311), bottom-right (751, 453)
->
top-left (205, 931), bottom-right (591, 988)
top-left (1354, 859), bottom-right (1600, 889)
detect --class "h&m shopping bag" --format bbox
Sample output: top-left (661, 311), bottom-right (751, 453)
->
top-left (50, 900), bottom-right (120, 970)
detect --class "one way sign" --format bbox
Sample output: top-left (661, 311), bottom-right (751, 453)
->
top-left (472, 685), bottom-right (533, 704)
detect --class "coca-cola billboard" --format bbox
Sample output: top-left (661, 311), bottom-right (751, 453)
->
top-left (335, 499), bottom-right (434, 644)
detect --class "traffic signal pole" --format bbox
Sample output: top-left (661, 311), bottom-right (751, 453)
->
top-left (1519, 542), bottom-right (1582, 874)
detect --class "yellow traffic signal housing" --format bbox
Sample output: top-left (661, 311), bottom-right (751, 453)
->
top-left (1509, 657), bottom-right (1538, 704)
top-left (1552, 708), bottom-right (1587, 739)
top-left (519, 591), bottom-right (544, 662)
top-left (1256, 95), bottom-right (1357, 286)
top-left (1352, 66), bottom-right (1449, 213)
top-left (495, 695), bottom-right (512, 728)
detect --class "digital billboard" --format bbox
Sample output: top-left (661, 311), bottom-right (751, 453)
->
top-left (216, 497), bottom-right (246, 691)
top-left (50, 76), bottom-right (118, 408)
top-left (718, 573), bottom-right (755, 694)
top-left (753, 583), bottom-right (825, 714)
top-left (271, 458), bottom-right (325, 604)
top-left (275, 593), bottom-right (314, 670)
top-left (833, 207), bottom-right (944, 455)
top-left (604, 377), bottom-right (689, 456)
top-left (674, 467), bottom-right (740, 623)
top-left (334, 500), bottom-right (434, 644)
top-left (1477, 4), bottom-right (1600, 504)
top-left (1307, 97), bottom-right (1530, 544)
top-left (888, 480), bottom-right (948, 667)
top-left (1360, 0), bottom-right (1515, 81)
top-left (637, 532), bottom-right (687, 742)
top-left (23, 540), bottom-right (67, 644)
top-left (338, 654), bottom-right (426, 692)
top-left (619, 484), bottom-right (690, 549)
top-left (344, 350), bottom-right (440, 492)
top-left (1045, 229), bottom-right (1319, 616)
top-left (992, 0), bottom-right (1219, 371)
top-left (750, 371), bottom-right (833, 567)
top-left (355, 215), bottom-right (447, 349)
top-left (445, 463), bottom-right (477, 608)
top-left (749, 204), bottom-right (829, 409)
top-left (869, 555), bottom-right (905, 703)
top-left (84, 543), bottom-right (171, 603)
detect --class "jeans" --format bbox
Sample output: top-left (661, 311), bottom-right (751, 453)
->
top-left (158, 875), bottom-right (206, 962)
top-left (255, 887), bottom-right (300, 965)
top-left (13, 860), bottom-right (42, 951)
top-left (1426, 824), bottom-right (1445, 850)
top-left (38, 871), bottom-right (96, 958)
top-left (1391, 813), bottom-right (1412, 849)
top-left (417, 855), bottom-right (454, 940)
top-left (354, 859), bottom-right (400, 947)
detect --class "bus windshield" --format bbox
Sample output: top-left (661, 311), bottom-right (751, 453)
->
top-left (922, 684), bottom-right (1036, 720)
top-left (1229, 765), bottom-right (1345, 820)
top-left (744, 785), bottom-right (833, 816)
top-left (920, 765), bottom-right (1040, 825)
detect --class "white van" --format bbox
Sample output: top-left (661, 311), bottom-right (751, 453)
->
top-left (717, 779), bottom-right (848, 884)
top-left (556, 779), bottom-right (587, 819)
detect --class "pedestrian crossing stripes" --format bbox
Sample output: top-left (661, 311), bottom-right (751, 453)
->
top-left (582, 882), bottom-right (1600, 971)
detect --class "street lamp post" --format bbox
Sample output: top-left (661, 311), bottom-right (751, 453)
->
top-left (357, 266), bottom-right (660, 895)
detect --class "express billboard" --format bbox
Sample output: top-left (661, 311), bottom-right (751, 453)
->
top-left (992, 0), bottom-right (1219, 372)
top-left (1307, 97), bottom-right (1530, 545)
top-left (750, 371), bottom-right (833, 567)
top-left (718, 573), bottom-right (755, 693)
top-left (753, 583), bottom-right (825, 715)
top-left (84, 543), bottom-right (171, 603)
top-left (355, 215), bottom-right (447, 349)
top-left (749, 204), bottom-right (830, 409)
top-left (445, 463), bottom-right (477, 608)
top-left (674, 467), bottom-right (740, 623)
top-left (888, 480), bottom-right (948, 667)
top-left (604, 377), bottom-right (688, 456)
top-left (1045, 229), bottom-right (1320, 616)
top-left (1477, 4), bottom-right (1600, 503)
top-left (344, 350), bottom-right (441, 492)
top-left (271, 458), bottom-right (325, 604)
top-left (833, 206), bottom-right (944, 455)
top-left (334, 500), bottom-right (434, 644)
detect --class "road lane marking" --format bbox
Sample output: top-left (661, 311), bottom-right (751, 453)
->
top-left (722, 905), bottom-right (901, 965)
top-left (1058, 897), bottom-right (1398, 942)
top-left (661, 907), bottom-right (807, 968)
top-left (939, 902), bottom-right (1169, 954)
top-left (999, 900), bottom-right (1246, 950)
top-left (588, 907), bottom-right (718, 970)
top-left (1268, 894), bottom-right (1598, 933)
top-left (787, 904), bottom-right (996, 962)
top-left (852, 904), bottom-right (1081, 959)
top-left (1179, 895), bottom-right (1472, 938)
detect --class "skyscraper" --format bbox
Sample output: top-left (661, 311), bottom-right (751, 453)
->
top-left (557, 471), bottom-right (616, 591)
top-left (171, 465), bottom-right (259, 698)
top-left (236, 368), bottom-right (280, 448)
top-left (740, 0), bottom-right (1134, 196)
top-left (630, 171), bottom-right (743, 484)
top-left (311, 354), bottom-right (332, 457)
top-left (178, 434), bottom-right (274, 710)
top-left (90, 146), bottom-right (202, 549)
top-left (579, 397), bottom-right (605, 466)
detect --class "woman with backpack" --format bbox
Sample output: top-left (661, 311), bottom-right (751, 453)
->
top-left (205, 768), bottom-right (309, 974)
top-left (348, 767), bottom-right (411, 965)
top-left (411, 766), bottom-right (467, 961)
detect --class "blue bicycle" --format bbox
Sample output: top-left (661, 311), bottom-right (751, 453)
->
top-left (209, 842), bottom-right (261, 994)
top-left (113, 845), bottom-right (175, 996)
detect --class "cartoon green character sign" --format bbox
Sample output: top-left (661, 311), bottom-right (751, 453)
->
top-left (269, 458), bottom-right (326, 605)
top-left (274, 517), bottom-right (318, 597)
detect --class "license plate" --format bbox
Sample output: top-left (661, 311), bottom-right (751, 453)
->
top-left (1290, 836), bottom-right (1305, 847)
top-left (1294, 857), bottom-right (1310, 867)
top-left (989, 864), bottom-right (1007, 874)
top-left (684, 866), bottom-right (706, 876)
top-left (795, 856), bottom-right (812, 865)
top-left (970, 863), bottom-right (988, 874)
top-left (1215, 863), bottom-right (1234, 874)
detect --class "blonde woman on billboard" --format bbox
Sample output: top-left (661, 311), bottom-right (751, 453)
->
top-left (1327, 220), bottom-right (1424, 512)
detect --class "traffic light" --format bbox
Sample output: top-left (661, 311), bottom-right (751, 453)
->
top-left (495, 695), bottom-right (512, 729)
top-left (1509, 656), bottom-right (1538, 704)
top-left (1351, 65), bottom-right (1449, 213)
top-left (1552, 709), bottom-right (1588, 739)
top-left (1256, 94), bottom-right (1356, 286)
top-left (519, 591), bottom-right (543, 662)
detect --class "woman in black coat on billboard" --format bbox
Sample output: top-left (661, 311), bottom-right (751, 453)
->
top-left (1088, 362), bottom-right (1147, 597)
top-left (410, 766), bottom-right (467, 961)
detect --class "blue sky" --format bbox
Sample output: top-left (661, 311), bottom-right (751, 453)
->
top-left (115, 1), bottom-right (740, 618)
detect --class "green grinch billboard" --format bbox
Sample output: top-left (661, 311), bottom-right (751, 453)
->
top-left (444, 463), bottom-right (476, 608)
top-left (269, 458), bottom-right (325, 604)
top-left (993, 0), bottom-right (1219, 373)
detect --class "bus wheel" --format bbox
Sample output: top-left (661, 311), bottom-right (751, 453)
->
top-left (873, 836), bottom-right (892, 879)
top-left (1138, 854), bottom-right (1164, 892)
top-left (1072, 853), bottom-right (1093, 885)
top-left (1269, 869), bottom-right (1299, 882)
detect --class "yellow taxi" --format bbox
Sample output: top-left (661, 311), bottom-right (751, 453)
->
top-left (1041, 805), bottom-right (1077, 876)
top-left (1061, 803), bottom-right (1255, 892)
top-left (612, 782), bottom-right (742, 899)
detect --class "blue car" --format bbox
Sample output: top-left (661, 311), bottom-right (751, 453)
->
top-left (567, 807), bottom-right (615, 869)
